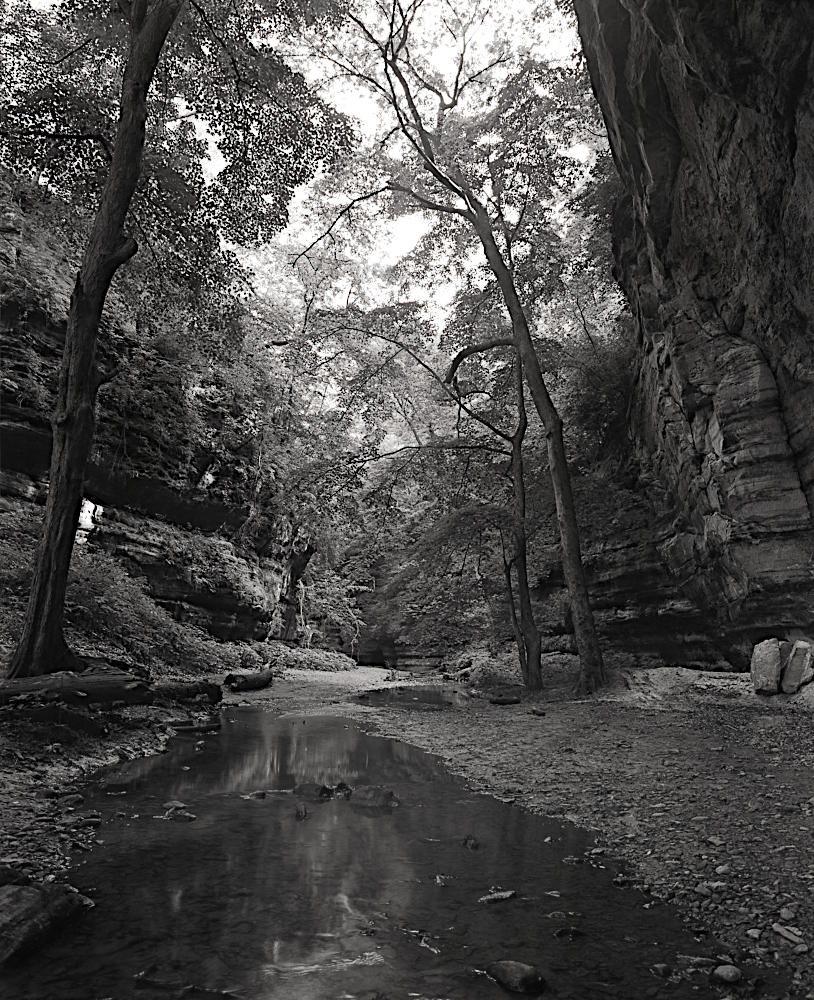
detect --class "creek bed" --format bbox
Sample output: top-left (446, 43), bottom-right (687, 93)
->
top-left (1, 709), bottom-right (740, 998)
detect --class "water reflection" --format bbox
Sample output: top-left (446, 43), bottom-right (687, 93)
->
top-left (1, 711), bottom-right (738, 999)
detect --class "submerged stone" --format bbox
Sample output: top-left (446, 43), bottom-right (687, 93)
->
top-left (0, 884), bottom-right (91, 964)
top-left (486, 959), bottom-right (547, 994)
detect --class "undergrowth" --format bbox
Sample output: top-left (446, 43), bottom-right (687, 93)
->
top-left (1, 501), bottom-right (244, 678)
top-left (0, 499), bottom-right (359, 679)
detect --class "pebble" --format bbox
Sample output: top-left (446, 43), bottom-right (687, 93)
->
top-left (712, 965), bottom-right (742, 983)
top-left (780, 906), bottom-right (797, 921)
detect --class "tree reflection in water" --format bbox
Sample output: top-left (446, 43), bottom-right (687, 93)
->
top-left (0, 711), bottom-right (746, 999)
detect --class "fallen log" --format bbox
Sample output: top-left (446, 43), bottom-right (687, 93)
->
top-left (152, 680), bottom-right (222, 704)
top-left (223, 668), bottom-right (273, 693)
top-left (0, 673), bottom-right (222, 707)
top-left (0, 671), bottom-right (153, 707)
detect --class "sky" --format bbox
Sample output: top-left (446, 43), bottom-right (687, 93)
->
top-left (246, 0), bottom-right (587, 324)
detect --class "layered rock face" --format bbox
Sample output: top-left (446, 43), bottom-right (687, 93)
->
top-left (574, 0), bottom-right (814, 661)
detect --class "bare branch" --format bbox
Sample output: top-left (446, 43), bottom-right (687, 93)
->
top-left (444, 337), bottom-right (515, 383)
top-left (366, 327), bottom-right (514, 441)
top-left (51, 37), bottom-right (95, 66)
top-left (574, 296), bottom-right (600, 357)
top-left (292, 186), bottom-right (390, 264)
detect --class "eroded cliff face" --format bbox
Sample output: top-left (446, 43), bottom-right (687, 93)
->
top-left (574, 0), bottom-right (814, 661)
top-left (1, 173), bottom-right (295, 645)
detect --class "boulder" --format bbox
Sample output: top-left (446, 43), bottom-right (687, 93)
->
top-left (0, 884), bottom-right (92, 964)
top-left (780, 640), bottom-right (814, 694)
top-left (485, 960), bottom-right (547, 994)
top-left (750, 639), bottom-right (783, 694)
top-left (350, 785), bottom-right (400, 809)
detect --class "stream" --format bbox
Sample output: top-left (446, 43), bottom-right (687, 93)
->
top-left (1, 708), bottom-right (724, 999)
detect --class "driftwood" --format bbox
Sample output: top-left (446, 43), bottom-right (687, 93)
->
top-left (0, 672), bottom-right (222, 708)
top-left (0, 884), bottom-right (91, 964)
top-left (0, 670), bottom-right (153, 707)
top-left (223, 668), bottom-right (273, 692)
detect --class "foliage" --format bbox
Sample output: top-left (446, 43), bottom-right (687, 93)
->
top-left (0, 0), bottom-right (350, 274)
top-left (0, 500), bottom-right (245, 677)
top-left (255, 639), bottom-right (357, 672)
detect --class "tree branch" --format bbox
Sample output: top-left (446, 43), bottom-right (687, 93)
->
top-left (444, 338), bottom-right (515, 383)
top-left (292, 186), bottom-right (390, 264)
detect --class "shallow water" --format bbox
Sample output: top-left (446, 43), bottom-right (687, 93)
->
top-left (2, 710), bottom-right (724, 999)
top-left (358, 686), bottom-right (471, 709)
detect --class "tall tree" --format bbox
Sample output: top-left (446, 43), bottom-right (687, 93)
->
top-left (1, 0), bottom-right (346, 678)
top-left (300, 0), bottom-right (606, 691)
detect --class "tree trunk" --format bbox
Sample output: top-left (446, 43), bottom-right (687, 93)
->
top-left (503, 557), bottom-right (529, 685)
top-left (472, 204), bottom-right (605, 694)
top-left (509, 359), bottom-right (543, 690)
top-left (6, 1), bottom-right (185, 680)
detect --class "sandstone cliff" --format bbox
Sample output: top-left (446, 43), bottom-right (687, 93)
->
top-left (573, 0), bottom-right (814, 663)
top-left (0, 172), bottom-right (295, 645)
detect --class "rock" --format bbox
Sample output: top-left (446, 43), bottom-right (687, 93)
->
top-left (163, 800), bottom-right (186, 810)
top-left (780, 640), bottom-right (814, 693)
top-left (167, 810), bottom-right (196, 823)
top-left (0, 883), bottom-right (92, 964)
top-left (241, 790), bottom-right (267, 800)
top-left (478, 890), bottom-right (516, 904)
top-left (462, 833), bottom-right (480, 850)
top-left (712, 965), bottom-right (742, 984)
top-left (485, 960), bottom-right (547, 994)
top-left (350, 786), bottom-right (400, 809)
top-left (572, 0), bottom-right (814, 658)
top-left (58, 793), bottom-right (85, 808)
top-left (295, 804), bottom-right (309, 821)
top-left (490, 695), bottom-right (522, 706)
top-left (750, 639), bottom-right (783, 694)
top-left (293, 783), bottom-right (334, 800)
top-left (0, 866), bottom-right (31, 888)
top-left (650, 963), bottom-right (672, 978)
top-left (773, 922), bottom-right (804, 944)
top-left (334, 781), bottom-right (352, 800)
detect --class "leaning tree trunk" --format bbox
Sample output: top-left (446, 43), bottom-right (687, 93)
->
top-left (7, 1), bottom-right (185, 680)
top-left (472, 205), bottom-right (606, 694)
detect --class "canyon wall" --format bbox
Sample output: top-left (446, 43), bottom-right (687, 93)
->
top-left (573, 0), bottom-right (814, 663)
top-left (1, 176), bottom-right (295, 644)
